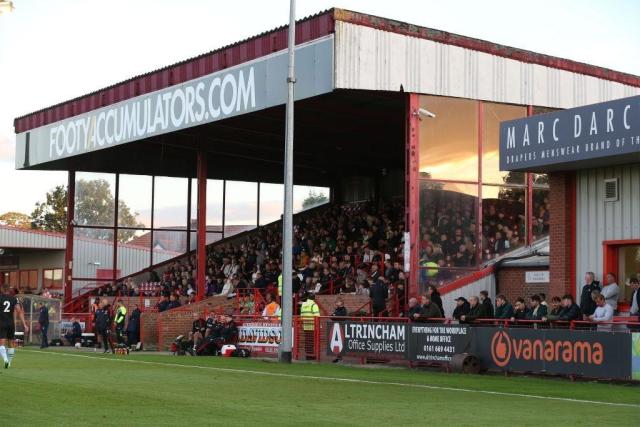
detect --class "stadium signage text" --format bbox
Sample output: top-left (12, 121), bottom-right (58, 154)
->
top-left (499, 95), bottom-right (640, 171)
top-left (408, 324), bottom-right (470, 362)
top-left (237, 322), bottom-right (282, 354)
top-left (15, 36), bottom-right (334, 168)
top-left (328, 322), bottom-right (407, 356)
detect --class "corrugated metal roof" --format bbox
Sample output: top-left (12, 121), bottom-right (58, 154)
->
top-left (14, 7), bottom-right (640, 133)
top-left (0, 225), bottom-right (66, 249)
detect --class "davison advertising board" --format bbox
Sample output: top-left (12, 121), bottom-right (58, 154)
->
top-left (327, 321), bottom-right (407, 358)
top-left (237, 322), bottom-right (282, 354)
top-left (499, 95), bottom-right (640, 172)
top-left (15, 36), bottom-right (334, 169)
top-left (473, 327), bottom-right (632, 379)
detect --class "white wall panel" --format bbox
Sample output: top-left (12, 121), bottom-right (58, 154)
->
top-left (335, 21), bottom-right (640, 108)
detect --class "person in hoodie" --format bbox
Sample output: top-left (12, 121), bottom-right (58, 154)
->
top-left (494, 294), bottom-right (514, 319)
top-left (452, 297), bottom-right (470, 321)
top-left (479, 290), bottom-right (494, 318)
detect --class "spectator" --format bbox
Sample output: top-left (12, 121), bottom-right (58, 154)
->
top-left (418, 294), bottom-right (443, 321)
top-left (527, 294), bottom-right (547, 321)
top-left (369, 277), bottom-right (388, 317)
top-left (452, 297), bottom-right (470, 321)
top-left (629, 277), bottom-right (640, 321)
top-left (494, 294), bottom-right (514, 319)
top-left (579, 272), bottom-right (600, 317)
top-left (589, 294), bottom-right (614, 331)
top-left (556, 294), bottom-right (582, 321)
top-left (407, 297), bottom-right (422, 322)
top-left (332, 298), bottom-right (348, 317)
top-left (460, 296), bottom-right (489, 323)
top-left (156, 295), bottom-right (169, 312)
top-left (539, 293), bottom-right (547, 307)
top-left (426, 285), bottom-right (444, 316)
top-left (511, 297), bottom-right (529, 321)
top-left (167, 294), bottom-right (181, 310)
top-left (544, 296), bottom-right (562, 320)
top-left (601, 272), bottom-right (619, 313)
top-left (479, 290), bottom-right (494, 318)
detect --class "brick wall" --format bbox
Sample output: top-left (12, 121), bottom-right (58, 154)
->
top-left (141, 297), bottom-right (235, 351)
top-left (548, 172), bottom-right (575, 298)
top-left (497, 267), bottom-right (549, 303)
top-left (316, 294), bottom-right (371, 315)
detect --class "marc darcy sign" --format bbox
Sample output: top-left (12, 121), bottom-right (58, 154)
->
top-left (500, 95), bottom-right (640, 172)
top-left (15, 36), bottom-right (334, 169)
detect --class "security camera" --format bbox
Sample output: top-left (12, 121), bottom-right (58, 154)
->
top-left (416, 108), bottom-right (436, 119)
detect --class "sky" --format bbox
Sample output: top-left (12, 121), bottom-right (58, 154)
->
top-left (1, 0), bottom-right (639, 217)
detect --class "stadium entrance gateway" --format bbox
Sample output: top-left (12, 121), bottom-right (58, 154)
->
top-left (13, 8), bottom-right (640, 312)
top-left (500, 96), bottom-right (640, 310)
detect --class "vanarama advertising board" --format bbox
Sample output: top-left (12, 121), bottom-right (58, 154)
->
top-left (473, 327), bottom-right (632, 379)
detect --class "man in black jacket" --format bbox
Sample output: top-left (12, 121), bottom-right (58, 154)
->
top-left (418, 295), bottom-right (443, 321)
top-left (460, 296), bottom-right (489, 323)
top-left (407, 297), bottom-right (422, 321)
top-left (38, 304), bottom-right (49, 349)
top-left (479, 290), bottom-right (494, 318)
top-left (580, 272), bottom-right (600, 317)
top-left (452, 297), bottom-right (470, 321)
top-left (369, 278), bottom-right (388, 317)
top-left (556, 294), bottom-right (582, 321)
top-left (331, 298), bottom-right (348, 318)
top-left (94, 300), bottom-right (113, 354)
top-left (127, 304), bottom-right (141, 347)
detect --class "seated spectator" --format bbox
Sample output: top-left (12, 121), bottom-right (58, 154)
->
top-left (479, 290), bottom-right (494, 318)
top-left (510, 297), bottom-right (530, 321)
top-left (452, 297), bottom-right (470, 320)
top-left (156, 295), bottom-right (170, 312)
top-left (544, 296), bottom-right (563, 320)
top-left (239, 294), bottom-right (255, 315)
top-left (64, 317), bottom-right (82, 346)
top-left (589, 294), bottom-right (614, 331)
top-left (556, 294), bottom-right (582, 321)
top-left (189, 314), bottom-right (207, 352)
top-left (167, 294), bottom-right (181, 310)
top-left (527, 294), bottom-right (547, 321)
top-left (417, 294), bottom-right (443, 321)
top-left (460, 296), bottom-right (489, 323)
top-left (218, 314), bottom-right (238, 346)
top-left (494, 294), bottom-right (514, 319)
top-left (262, 293), bottom-right (281, 318)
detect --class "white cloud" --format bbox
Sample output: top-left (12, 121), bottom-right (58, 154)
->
top-left (0, 132), bottom-right (14, 162)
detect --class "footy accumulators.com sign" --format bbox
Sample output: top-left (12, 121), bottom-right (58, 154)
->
top-left (328, 322), bottom-right (407, 357)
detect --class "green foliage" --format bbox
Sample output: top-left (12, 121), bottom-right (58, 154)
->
top-left (0, 211), bottom-right (31, 228)
top-left (301, 189), bottom-right (328, 210)
top-left (30, 185), bottom-right (67, 233)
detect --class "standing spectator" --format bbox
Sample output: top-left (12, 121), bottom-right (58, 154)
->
top-left (601, 273), bottom-right (620, 313)
top-left (332, 298), bottom-right (348, 317)
top-left (407, 297), bottom-right (422, 322)
top-left (452, 297), bottom-right (470, 321)
top-left (511, 297), bottom-right (530, 321)
top-left (479, 290), bottom-right (494, 318)
top-left (127, 304), bottom-right (141, 348)
top-left (427, 285), bottom-right (444, 317)
top-left (494, 294), bottom-right (514, 319)
top-left (38, 303), bottom-right (49, 349)
top-left (460, 296), bottom-right (489, 323)
top-left (527, 294), bottom-right (548, 320)
top-left (114, 302), bottom-right (127, 345)
top-left (369, 278), bottom-right (388, 317)
top-left (629, 278), bottom-right (640, 321)
top-left (589, 294), bottom-right (614, 331)
top-left (580, 272), bottom-right (600, 317)
top-left (418, 294), bottom-right (443, 321)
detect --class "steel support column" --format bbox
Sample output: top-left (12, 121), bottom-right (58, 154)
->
top-left (406, 93), bottom-right (420, 297)
top-left (64, 170), bottom-right (75, 305)
top-left (196, 151), bottom-right (207, 301)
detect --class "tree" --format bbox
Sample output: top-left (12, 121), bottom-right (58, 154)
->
top-left (30, 185), bottom-right (67, 233)
top-left (0, 211), bottom-right (31, 229)
top-left (302, 190), bottom-right (328, 210)
top-left (30, 179), bottom-right (143, 242)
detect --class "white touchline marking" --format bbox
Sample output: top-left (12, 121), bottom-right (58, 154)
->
top-left (23, 350), bottom-right (640, 409)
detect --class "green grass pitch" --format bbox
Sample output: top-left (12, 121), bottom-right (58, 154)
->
top-left (1, 348), bottom-right (638, 426)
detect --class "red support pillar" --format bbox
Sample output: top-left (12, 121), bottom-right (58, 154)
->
top-left (196, 151), bottom-right (207, 301)
top-left (405, 93), bottom-right (420, 297)
top-left (64, 171), bottom-right (75, 306)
